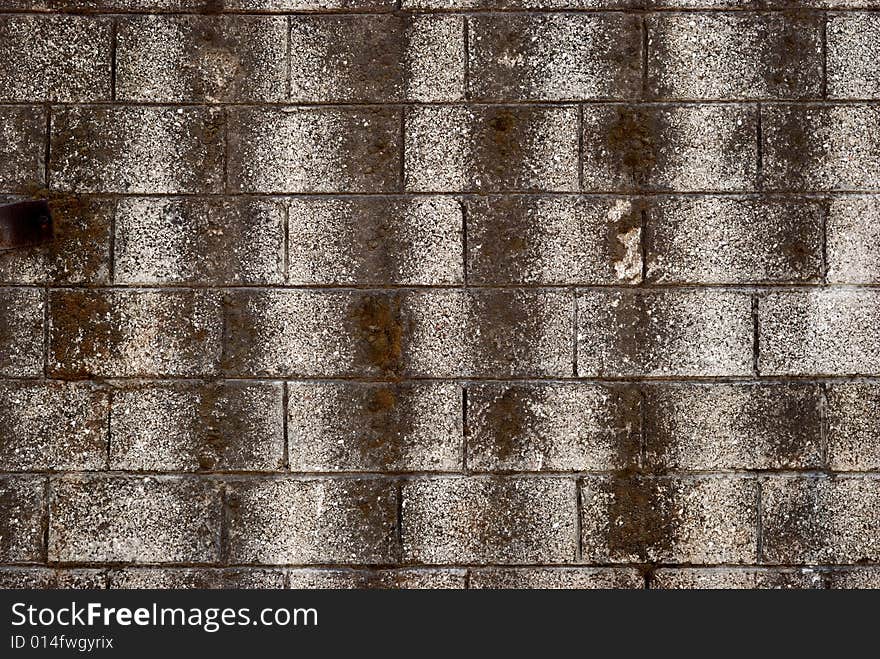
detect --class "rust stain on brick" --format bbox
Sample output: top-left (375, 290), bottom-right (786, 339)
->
top-left (607, 107), bottom-right (658, 187)
top-left (606, 387), bottom-right (677, 565)
top-left (194, 383), bottom-right (230, 471)
top-left (50, 291), bottom-right (119, 379)
top-left (477, 387), bottom-right (532, 467)
top-left (352, 294), bottom-right (404, 374)
top-left (353, 385), bottom-right (410, 470)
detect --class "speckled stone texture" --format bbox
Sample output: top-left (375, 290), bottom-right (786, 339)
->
top-left (0, 3), bottom-right (878, 591)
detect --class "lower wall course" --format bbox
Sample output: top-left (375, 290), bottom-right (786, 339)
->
top-left (580, 476), bottom-right (759, 564)
top-left (48, 476), bottom-right (223, 564)
top-left (401, 477), bottom-right (578, 565)
top-left (108, 568), bottom-right (285, 589)
top-left (651, 568), bottom-right (823, 590)
top-left (0, 475), bottom-right (47, 563)
top-left (468, 567), bottom-right (643, 589)
top-left (287, 568), bottom-right (465, 589)
top-left (761, 476), bottom-right (880, 564)
top-left (0, 568), bottom-right (107, 590)
top-left (225, 478), bottom-right (399, 565)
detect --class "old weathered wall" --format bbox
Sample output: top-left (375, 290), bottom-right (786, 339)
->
top-left (0, 0), bottom-right (879, 589)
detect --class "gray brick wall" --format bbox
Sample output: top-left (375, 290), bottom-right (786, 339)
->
top-left (0, 2), bottom-right (878, 591)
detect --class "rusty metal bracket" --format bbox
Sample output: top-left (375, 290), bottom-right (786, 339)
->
top-left (0, 200), bottom-right (54, 251)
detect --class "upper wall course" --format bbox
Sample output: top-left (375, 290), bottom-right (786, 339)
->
top-left (827, 13), bottom-right (880, 99)
top-left (117, 15), bottom-right (288, 103)
top-left (0, 15), bottom-right (112, 103)
top-left (468, 14), bottom-right (642, 101)
top-left (646, 12), bottom-right (823, 100)
top-left (290, 15), bottom-right (464, 103)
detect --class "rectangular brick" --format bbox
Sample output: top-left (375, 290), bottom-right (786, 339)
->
top-left (651, 568), bottom-right (822, 589)
top-left (826, 383), bottom-right (880, 471)
top-left (287, 568), bottom-right (465, 589)
top-left (48, 289), bottom-right (222, 378)
top-left (581, 475), bottom-right (758, 563)
top-left (581, 104), bottom-right (758, 192)
top-left (764, 0), bottom-right (880, 6)
top-left (826, 196), bottom-right (880, 283)
top-left (758, 290), bottom-right (880, 375)
top-left (113, 197), bottom-right (285, 285)
top-left (221, 289), bottom-right (573, 378)
top-left (50, 106), bottom-right (225, 194)
top-left (469, 568), bottom-right (643, 589)
top-left (576, 289), bottom-right (753, 377)
top-left (0, 476), bottom-right (46, 563)
top-left (402, 0), bottom-right (614, 8)
top-left (402, 477), bottom-right (577, 564)
top-left (0, 568), bottom-right (107, 590)
top-left (656, 0), bottom-right (792, 6)
top-left (468, 14), bottom-right (641, 101)
top-left (762, 104), bottom-right (880, 190)
top-left (110, 381), bottom-right (284, 472)
top-left (645, 195), bottom-right (824, 284)
top-left (227, 107), bottom-right (400, 193)
top-left (49, 476), bottom-right (222, 563)
top-left (225, 478), bottom-right (399, 564)
top-left (643, 384), bottom-right (823, 471)
top-left (0, 16), bottom-right (111, 102)
top-left (0, 381), bottom-right (108, 471)
top-left (646, 13), bottom-right (822, 100)
top-left (828, 569), bottom-right (880, 589)
top-left (0, 0), bottom-right (397, 8)
top-left (117, 15), bottom-right (287, 103)
top-left (0, 106), bottom-right (45, 191)
top-left (466, 196), bottom-right (642, 285)
top-left (761, 476), bottom-right (880, 564)
top-left (465, 383), bottom-right (640, 472)
top-left (827, 13), bottom-right (880, 99)
top-left (405, 105), bottom-right (578, 192)
top-left (0, 194), bottom-right (112, 285)
top-left (110, 568), bottom-right (285, 589)
top-left (287, 382), bottom-right (462, 472)
top-left (0, 288), bottom-right (44, 377)
top-left (290, 15), bottom-right (464, 102)
top-left (287, 196), bottom-right (463, 286)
